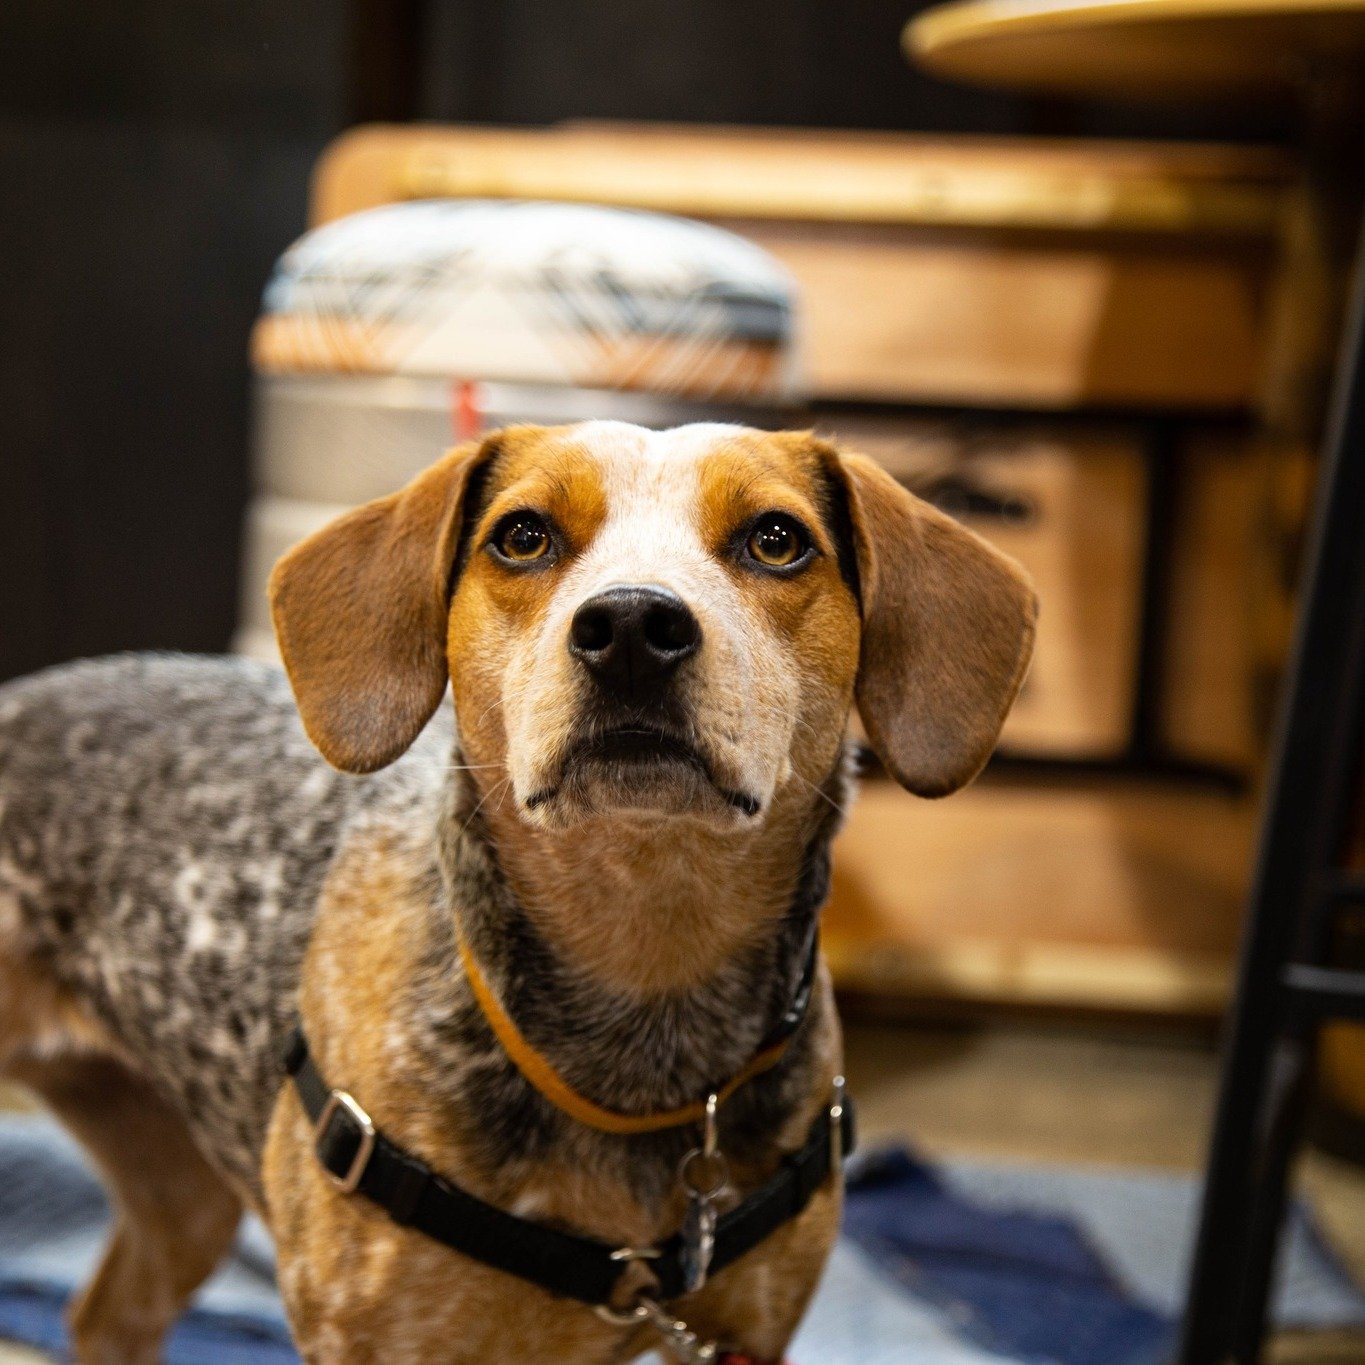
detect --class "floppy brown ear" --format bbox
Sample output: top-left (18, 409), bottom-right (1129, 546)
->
top-left (826, 447), bottom-right (1037, 798)
top-left (268, 440), bottom-right (490, 773)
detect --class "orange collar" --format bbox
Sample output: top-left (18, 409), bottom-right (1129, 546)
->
top-left (456, 932), bottom-right (800, 1137)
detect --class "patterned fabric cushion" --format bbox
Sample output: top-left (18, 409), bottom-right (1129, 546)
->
top-left (252, 200), bottom-right (798, 402)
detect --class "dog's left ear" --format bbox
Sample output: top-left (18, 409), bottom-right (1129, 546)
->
top-left (269, 439), bottom-right (491, 774)
top-left (821, 444), bottom-right (1037, 798)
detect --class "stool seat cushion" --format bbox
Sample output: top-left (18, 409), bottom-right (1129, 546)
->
top-left (251, 200), bottom-right (798, 402)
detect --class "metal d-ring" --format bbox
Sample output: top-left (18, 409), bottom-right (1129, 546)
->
top-left (593, 1245), bottom-right (663, 1326)
top-left (593, 1298), bottom-right (652, 1327)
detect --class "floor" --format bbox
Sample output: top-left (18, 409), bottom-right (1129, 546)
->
top-left (2, 1017), bottom-right (1363, 1363)
top-left (845, 1016), bottom-right (1365, 1365)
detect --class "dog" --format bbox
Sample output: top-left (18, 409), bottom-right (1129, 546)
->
top-left (0, 421), bottom-right (1035, 1363)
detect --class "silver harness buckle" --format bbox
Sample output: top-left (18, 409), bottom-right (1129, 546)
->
top-left (314, 1089), bottom-right (377, 1195)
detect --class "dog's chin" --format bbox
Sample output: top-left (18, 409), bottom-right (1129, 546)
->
top-left (520, 734), bottom-right (762, 832)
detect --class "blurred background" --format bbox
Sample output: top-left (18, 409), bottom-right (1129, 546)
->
top-left (2, 2), bottom-right (1365, 1363)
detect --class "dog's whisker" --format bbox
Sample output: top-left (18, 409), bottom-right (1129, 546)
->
top-left (787, 769), bottom-right (850, 817)
top-left (459, 774), bottom-right (514, 835)
top-left (455, 695), bottom-right (511, 736)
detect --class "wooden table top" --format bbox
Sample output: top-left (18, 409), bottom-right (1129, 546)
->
top-left (906, 0), bottom-right (1365, 102)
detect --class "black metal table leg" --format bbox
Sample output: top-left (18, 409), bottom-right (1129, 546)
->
top-left (1228, 1034), bottom-right (1312, 1361)
top-left (1178, 220), bottom-right (1365, 1365)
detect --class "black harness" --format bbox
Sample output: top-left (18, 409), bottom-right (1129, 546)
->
top-left (282, 1019), bottom-right (853, 1309)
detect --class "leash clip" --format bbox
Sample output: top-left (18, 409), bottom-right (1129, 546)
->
top-left (641, 1296), bottom-right (721, 1364)
top-left (595, 1292), bottom-right (720, 1363)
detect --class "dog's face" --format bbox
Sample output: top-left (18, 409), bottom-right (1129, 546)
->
top-left (444, 422), bottom-right (861, 830)
top-left (270, 422), bottom-right (1036, 826)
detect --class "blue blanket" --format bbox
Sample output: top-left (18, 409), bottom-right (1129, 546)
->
top-left (0, 1115), bottom-right (1359, 1364)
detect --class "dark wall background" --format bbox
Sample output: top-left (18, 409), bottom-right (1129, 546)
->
top-left (0, 1), bottom-right (355, 680)
top-left (0, 1), bottom-right (1292, 683)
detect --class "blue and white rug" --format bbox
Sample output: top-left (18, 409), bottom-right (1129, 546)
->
top-left (0, 1116), bottom-right (1360, 1364)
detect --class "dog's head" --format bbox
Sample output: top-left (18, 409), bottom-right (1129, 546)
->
top-left (270, 422), bottom-right (1035, 830)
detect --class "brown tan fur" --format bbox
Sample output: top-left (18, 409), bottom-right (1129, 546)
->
top-left (0, 954), bottom-right (250, 1362)
top-left (0, 953), bottom-right (118, 1066)
top-left (12, 1053), bottom-right (245, 1365)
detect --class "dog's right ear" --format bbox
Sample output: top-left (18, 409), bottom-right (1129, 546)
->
top-left (269, 439), bottom-right (493, 774)
top-left (818, 444), bottom-right (1037, 798)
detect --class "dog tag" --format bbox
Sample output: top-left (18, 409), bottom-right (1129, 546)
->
top-left (681, 1188), bottom-right (719, 1294)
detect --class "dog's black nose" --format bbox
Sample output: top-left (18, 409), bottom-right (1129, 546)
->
top-left (569, 586), bottom-right (701, 697)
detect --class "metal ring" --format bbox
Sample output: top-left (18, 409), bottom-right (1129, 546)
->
top-left (679, 1146), bottom-right (731, 1198)
top-left (597, 1247), bottom-right (663, 1327)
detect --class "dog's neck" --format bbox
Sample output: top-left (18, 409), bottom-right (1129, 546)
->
top-left (432, 749), bottom-right (850, 1130)
top-left (485, 799), bottom-right (834, 996)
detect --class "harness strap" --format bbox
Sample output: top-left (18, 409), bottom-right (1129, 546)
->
top-left (282, 1027), bottom-right (853, 1308)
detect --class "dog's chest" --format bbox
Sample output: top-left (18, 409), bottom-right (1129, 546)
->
top-left (0, 654), bottom-right (446, 1191)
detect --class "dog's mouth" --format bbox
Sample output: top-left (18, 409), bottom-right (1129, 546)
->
top-left (525, 727), bottom-right (760, 818)
top-left (572, 727), bottom-right (705, 771)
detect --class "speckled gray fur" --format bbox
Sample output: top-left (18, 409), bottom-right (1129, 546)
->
top-left (0, 654), bottom-right (442, 1191)
top-left (0, 653), bottom-right (843, 1208)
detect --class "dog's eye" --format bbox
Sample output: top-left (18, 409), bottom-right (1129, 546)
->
top-left (747, 515), bottom-right (808, 569)
top-left (494, 514), bottom-right (552, 563)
